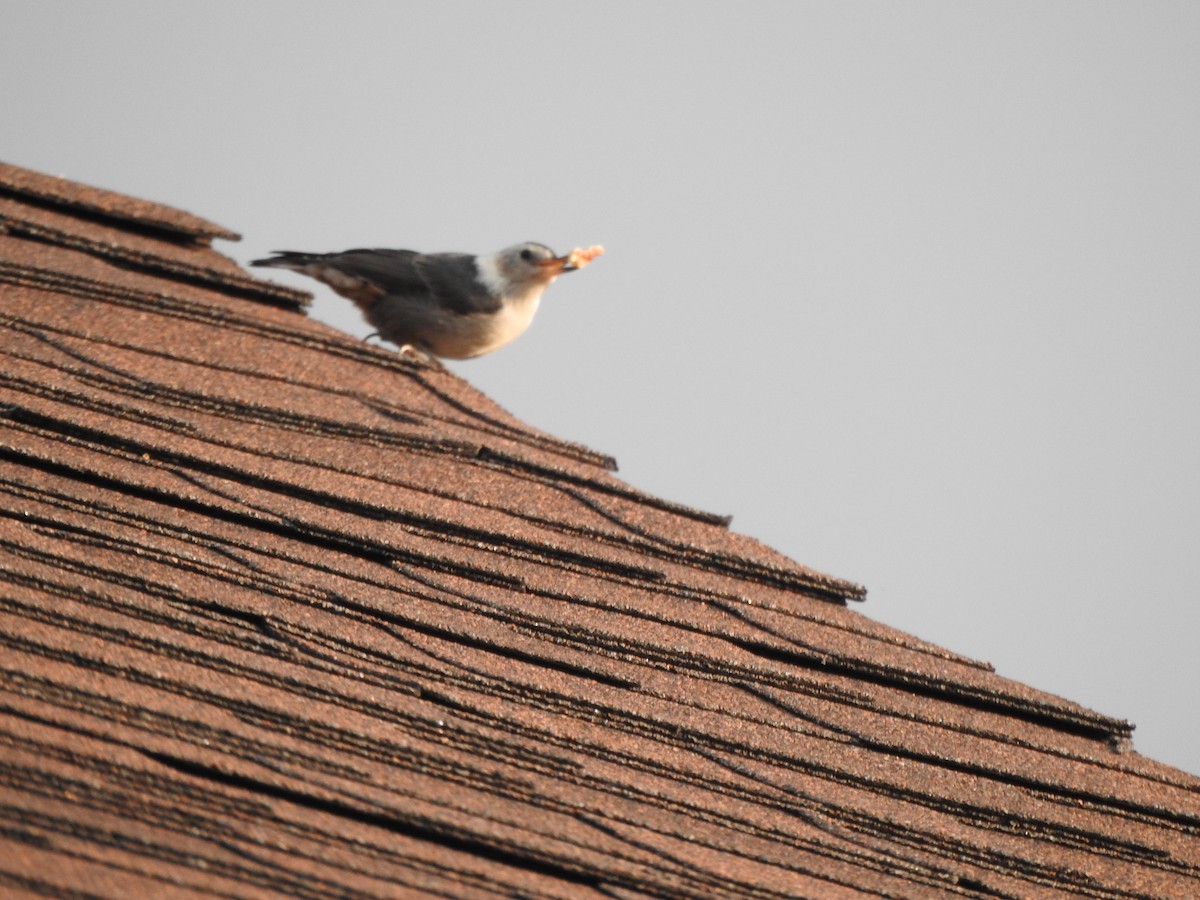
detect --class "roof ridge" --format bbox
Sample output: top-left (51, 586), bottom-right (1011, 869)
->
top-left (0, 161), bottom-right (239, 243)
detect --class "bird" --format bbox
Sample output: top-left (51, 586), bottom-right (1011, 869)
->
top-left (250, 242), bottom-right (603, 360)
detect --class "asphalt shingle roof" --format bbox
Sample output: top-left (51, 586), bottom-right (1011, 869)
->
top-left (1, 161), bottom-right (1198, 898)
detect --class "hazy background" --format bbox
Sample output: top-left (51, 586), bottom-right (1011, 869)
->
top-left (4, 2), bottom-right (1197, 774)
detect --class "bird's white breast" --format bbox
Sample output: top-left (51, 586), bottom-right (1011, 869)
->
top-left (444, 287), bottom-right (544, 359)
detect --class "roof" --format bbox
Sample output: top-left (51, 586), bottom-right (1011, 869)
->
top-left (1, 160), bottom-right (1198, 898)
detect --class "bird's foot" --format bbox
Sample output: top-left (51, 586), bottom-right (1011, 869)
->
top-left (396, 343), bottom-right (442, 368)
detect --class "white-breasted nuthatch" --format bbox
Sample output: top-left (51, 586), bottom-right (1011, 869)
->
top-left (251, 242), bottom-right (603, 359)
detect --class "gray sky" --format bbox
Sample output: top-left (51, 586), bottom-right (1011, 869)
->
top-left (4, 1), bottom-right (1198, 775)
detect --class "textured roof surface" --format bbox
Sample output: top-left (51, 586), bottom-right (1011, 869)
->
top-left (1, 161), bottom-right (1198, 898)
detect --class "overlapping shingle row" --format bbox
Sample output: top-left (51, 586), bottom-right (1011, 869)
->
top-left (1, 162), bottom-right (1197, 898)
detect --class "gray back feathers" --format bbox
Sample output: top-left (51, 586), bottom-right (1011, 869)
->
top-left (251, 248), bottom-right (501, 315)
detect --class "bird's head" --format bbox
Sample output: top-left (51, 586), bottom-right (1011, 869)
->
top-left (495, 242), bottom-right (579, 286)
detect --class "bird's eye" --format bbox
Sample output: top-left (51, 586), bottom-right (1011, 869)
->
top-left (519, 249), bottom-right (534, 262)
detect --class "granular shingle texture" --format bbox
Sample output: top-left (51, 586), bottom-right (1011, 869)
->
top-left (1, 161), bottom-right (1198, 898)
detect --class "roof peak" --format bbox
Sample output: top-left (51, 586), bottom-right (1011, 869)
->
top-left (0, 160), bottom-right (240, 244)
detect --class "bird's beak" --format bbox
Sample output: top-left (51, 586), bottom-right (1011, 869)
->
top-left (540, 256), bottom-right (577, 274)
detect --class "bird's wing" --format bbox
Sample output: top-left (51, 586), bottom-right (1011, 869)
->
top-left (252, 248), bottom-right (500, 316)
top-left (308, 248), bottom-right (427, 295)
top-left (413, 253), bottom-right (502, 316)
top-left (251, 248), bottom-right (429, 305)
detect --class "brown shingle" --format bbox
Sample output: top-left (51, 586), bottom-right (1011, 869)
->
top-left (1, 161), bottom-right (1198, 898)
top-left (0, 161), bottom-right (240, 242)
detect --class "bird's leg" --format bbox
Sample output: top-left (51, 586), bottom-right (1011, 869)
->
top-left (396, 343), bottom-right (442, 368)
top-left (362, 332), bottom-right (439, 367)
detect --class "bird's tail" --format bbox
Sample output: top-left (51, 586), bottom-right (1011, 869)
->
top-left (249, 251), bottom-right (324, 270)
top-left (248, 250), bottom-right (385, 311)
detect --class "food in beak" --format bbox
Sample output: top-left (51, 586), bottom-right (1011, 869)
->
top-left (562, 245), bottom-right (605, 271)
